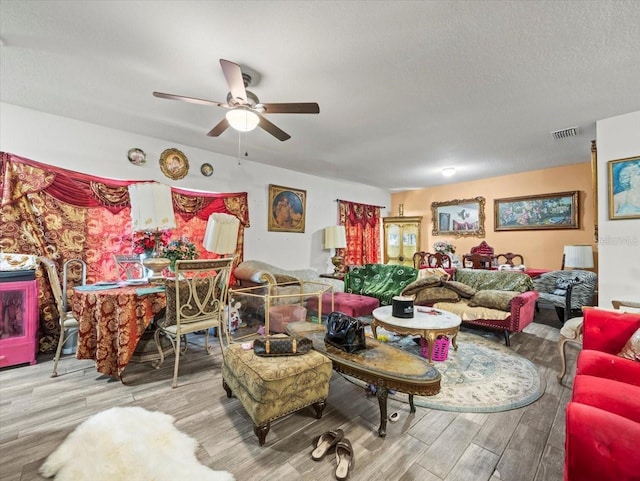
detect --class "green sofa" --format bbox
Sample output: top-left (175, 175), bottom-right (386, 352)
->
top-left (343, 264), bottom-right (418, 306)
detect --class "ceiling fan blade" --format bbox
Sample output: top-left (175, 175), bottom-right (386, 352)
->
top-left (219, 59), bottom-right (247, 104)
top-left (261, 103), bottom-right (320, 114)
top-left (153, 91), bottom-right (226, 108)
top-left (258, 115), bottom-right (291, 141)
top-left (206, 118), bottom-right (230, 137)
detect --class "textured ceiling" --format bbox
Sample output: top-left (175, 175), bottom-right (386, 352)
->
top-left (1, 0), bottom-right (639, 190)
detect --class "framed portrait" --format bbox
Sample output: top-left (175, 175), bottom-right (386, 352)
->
top-left (159, 148), bottom-right (189, 180)
top-left (431, 196), bottom-right (485, 237)
top-left (494, 191), bottom-right (579, 231)
top-left (608, 156), bottom-right (640, 220)
top-left (268, 184), bottom-right (306, 233)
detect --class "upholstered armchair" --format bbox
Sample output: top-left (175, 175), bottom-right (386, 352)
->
top-left (533, 270), bottom-right (597, 323)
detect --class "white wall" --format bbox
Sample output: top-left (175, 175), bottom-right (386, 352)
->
top-left (596, 110), bottom-right (640, 307)
top-left (0, 103), bottom-right (390, 272)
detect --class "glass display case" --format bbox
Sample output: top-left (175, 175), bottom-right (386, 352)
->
top-left (0, 279), bottom-right (38, 368)
top-left (383, 216), bottom-right (422, 266)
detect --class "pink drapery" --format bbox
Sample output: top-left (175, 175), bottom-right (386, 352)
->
top-left (338, 200), bottom-right (381, 266)
top-left (0, 152), bottom-right (250, 352)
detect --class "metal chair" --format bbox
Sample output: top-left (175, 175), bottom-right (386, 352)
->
top-left (114, 254), bottom-right (146, 280)
top-left (154, 258), bottom-right (234, 388)
top-left (39, 256), bottom-right (87, 377)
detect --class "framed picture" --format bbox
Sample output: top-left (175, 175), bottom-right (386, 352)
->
top-left (159, 148), bottom-right (189, 180)
top-left (494, 191), bottom-right (579, 231)
top-left (608, 156), bottom-right (640, 220)
top-left (268, 184), bottom-right (306, 233)
top-left (431, 196), bottom-right (486, 237)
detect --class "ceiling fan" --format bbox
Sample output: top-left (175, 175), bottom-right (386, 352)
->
top-left (153, 59), bottom-right (319, 141)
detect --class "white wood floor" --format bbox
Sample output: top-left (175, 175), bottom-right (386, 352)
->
top-left (0, 308), bottom-right (576, 481)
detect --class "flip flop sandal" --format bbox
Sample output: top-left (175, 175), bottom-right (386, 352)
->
top-left (311, 429), bottom-right (344, 461)
top-left (335, 438), bottom-right (354, 480)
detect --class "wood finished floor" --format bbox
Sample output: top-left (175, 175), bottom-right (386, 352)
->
top-left (0, 308), bottom-right (577, 481)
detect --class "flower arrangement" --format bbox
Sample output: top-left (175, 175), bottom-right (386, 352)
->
top-left (433, 240), bottom-right (456, 254)
top-left (162, 237), bottom-right (199, 271)
top-left (131, 230), bottom-right (170, 255)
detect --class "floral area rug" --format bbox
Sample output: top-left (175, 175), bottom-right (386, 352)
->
top-left (347, 327), bottom-right (545, 413)
top-left (40, 407), bottom-right (235, 481)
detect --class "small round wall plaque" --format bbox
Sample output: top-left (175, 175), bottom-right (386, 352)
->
top-left (200, 163), bottom-right (214, 177)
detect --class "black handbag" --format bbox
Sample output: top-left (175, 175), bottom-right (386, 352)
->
top-left (324, 312), bottom-right (367, 353)
top-left (253, 334), bottom-right (312, 357)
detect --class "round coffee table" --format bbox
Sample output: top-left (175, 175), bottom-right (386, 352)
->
top-left (371, 305), bottom-right (462, 364)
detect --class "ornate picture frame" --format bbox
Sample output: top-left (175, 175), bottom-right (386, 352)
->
top-left (431, 196), bottom-right (486, 237)
top-left (268, 184), bottom-right (306, 233)
top-left (494, 191), bottom-right (579, 231)
top-left (608, 156), bottom-right (640, 220)
top-left (159, 148), bottom-right (189, 180)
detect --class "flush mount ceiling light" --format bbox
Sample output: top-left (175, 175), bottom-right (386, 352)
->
top-left (225, 107), bottom-right (260, 132)
top-left (441, 167), bottom-right (456, 177)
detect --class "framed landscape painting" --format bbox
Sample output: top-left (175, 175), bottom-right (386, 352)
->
top-left (608, 156), bottom-right (640, 220)
top-left (494, 191), bottom-right (579, 231)
top-left (267, 184), bottom-right (306, 233)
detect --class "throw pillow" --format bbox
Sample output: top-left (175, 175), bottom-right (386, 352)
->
top-left (442, 280), bottom-right (477, 299)
top-left (418, 268), bottom-right (451, 281)
top-left (553, 276), bottom-right (580, 296)
top-left (411, 286), bottom-right (460, 305)
top-left (468, 290), bottom-right (519, 312)
top-left (618, 327), bottom-right (640, 361)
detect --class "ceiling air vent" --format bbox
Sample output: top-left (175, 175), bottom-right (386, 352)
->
top-left (551, 127), bottom-right (579, 140)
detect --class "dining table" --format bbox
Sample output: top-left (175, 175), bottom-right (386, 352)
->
top-left (72, 282), bottom-right (167, 379)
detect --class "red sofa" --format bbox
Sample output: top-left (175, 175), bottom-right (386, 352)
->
top-left (564, 308), bottom-right (640, 481)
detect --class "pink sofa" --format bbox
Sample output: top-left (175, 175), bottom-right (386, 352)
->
top-left (564, 308), bottom-right (640, 481)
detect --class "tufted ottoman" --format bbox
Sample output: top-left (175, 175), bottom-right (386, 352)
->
top-left (307, 291), bottom-right (380, 318)
top-left (221, 343), bottom-right (332, 446)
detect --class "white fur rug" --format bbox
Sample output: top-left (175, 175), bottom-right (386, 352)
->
top-left (40, 407), bottom-right (235, 481)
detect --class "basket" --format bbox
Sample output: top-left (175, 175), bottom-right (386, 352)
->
top-left (421, 335), bottom-right (450, 361)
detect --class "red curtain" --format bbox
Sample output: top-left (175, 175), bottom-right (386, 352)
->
top-left (0, 152), bottom-right (250, 352)
top-left (338, 200), bottom-right (381, 266)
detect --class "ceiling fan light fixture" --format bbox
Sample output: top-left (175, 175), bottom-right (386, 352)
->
top-left (226, 107), bottom-right (259, 132)
top-left (441, 167), bottom-right (456, 177)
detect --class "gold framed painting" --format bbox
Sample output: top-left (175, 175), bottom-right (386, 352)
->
top-left (268, 184), bottom-right (306, 233)
top-left (608, 156), bottom-right (640, 220)
top-left (494, 191), bottom-right (579, 231)
top-left (159, 148), bottom-right (189, 180)
top-left (431, 196), bottom-right (486, 237)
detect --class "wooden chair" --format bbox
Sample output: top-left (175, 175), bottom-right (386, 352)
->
top-left (154, 258), bottom-right (234, 388)
top-left (39, 256), bottom-right (87, 377)
top-left (496, 252), bottom-right (524, 266)
top-left (462, 253), bottom-right (493, 269)
top-left (412, 251), bottom-right (451, 269)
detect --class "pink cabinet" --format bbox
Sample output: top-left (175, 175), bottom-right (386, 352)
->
top-left (0, 280), bottom-right (39, 368)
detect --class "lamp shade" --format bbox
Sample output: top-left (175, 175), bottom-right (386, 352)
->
top-left (203, 213), bottom-right (240, 255)
top-left (225, 107), bottom-right (260, 132)
top-left (324, 225), bottom-right (347, 249)
top-left (563, 245), bottom-right (594, 269)
top-left (128, 182), bottom-right (176, 232)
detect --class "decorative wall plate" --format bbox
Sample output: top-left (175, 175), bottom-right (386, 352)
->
top-left (159, 148), bottom-right (189, 180)
top-left (200, 163), bottom-right (214, 177)
top-left (127, 148), bottom-right (146, 166)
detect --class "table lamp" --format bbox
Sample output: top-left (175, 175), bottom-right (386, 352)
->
top-left (324, 225), bottom-right (347, 275)
top-left (203, 213), bottom-right (240, 256)
top-left (128, 182), bottom-right (176, 279)
top-left (562, 245), bottom-right (594, 270)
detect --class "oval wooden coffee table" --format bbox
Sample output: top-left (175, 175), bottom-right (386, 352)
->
top-left (287, 321), bottom-right (440, 437)
top-left (371, 305), bottom-right (462, 364)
